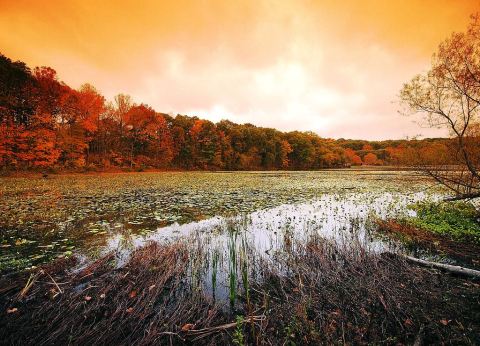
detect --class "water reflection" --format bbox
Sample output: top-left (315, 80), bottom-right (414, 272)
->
top-left (101, 192), bottom-right (436, 267)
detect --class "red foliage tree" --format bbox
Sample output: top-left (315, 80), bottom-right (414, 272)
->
top-left (363, 153), bottom-right (379, 165)
top-left (344, 148), bottom-right (362, 166)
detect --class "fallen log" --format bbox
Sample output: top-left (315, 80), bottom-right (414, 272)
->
top-left (402, 255), bottom-right (480, 279)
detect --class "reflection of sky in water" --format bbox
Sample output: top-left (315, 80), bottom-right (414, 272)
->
top-left (2, 170), bottom-right (436, 274)
top-left (70, 191), bottom-right (444, 303)
top-left (97, 191), bottom-right (438, 268)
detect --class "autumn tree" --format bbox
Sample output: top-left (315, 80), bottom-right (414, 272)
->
top-left (362, 143), bottom-right (373, 151)
top-left (400, 15), bottom-right (480, 200)
top-left (363, 153), bottom-right (378, 165)
top-left (3, 51), bottom-right (462, 173)
top-left (286, 131), bottom-right (315, 169)
top-left (15, 113), bottom-right (60, 167)
top-left (278, 140), bottom-right (293, 168)
top-left (0, 121), bottom-right (17, 167)
top-left (0, 53), bottom-right (36, 125)
top-left (147, 113), bottom-right (174, 167)
top-left (189, 119), bottom-right (224, 169)
top-left (7, 66), bottom-right (64, 168)
top-left (114, 94), bottom-right (133, 137)
top-left (123, 104), bottom-right (156, 166)
top-left (216, 120), bottom-right (241, 169)
top-left (33, 67), bottom-right (65, 115)
top-left (52, 84), bottom-right (104, 167)
top-left (345, 148), bottom-right (362, 166)
top-left (0, 54), bottom-right (36, 167)
top-left (76, 84), bottom-right (105, 155)
top-left (110, 94), bottom-right (133, 165)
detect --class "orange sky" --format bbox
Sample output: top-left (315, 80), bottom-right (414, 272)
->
top-left (1, 0), bottom-right (479, 139)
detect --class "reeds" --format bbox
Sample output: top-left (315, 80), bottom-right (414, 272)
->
top-left (211, 249), bottom-right (219, 299)
top-left (1, 226), bottom-right (478, 345)
top-left (227, 229), bottom-right (238, 308)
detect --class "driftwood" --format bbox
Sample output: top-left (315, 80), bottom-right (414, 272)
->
top-left (402, 255), bottom-right (480, 279)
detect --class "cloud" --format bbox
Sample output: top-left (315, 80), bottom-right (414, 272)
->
top-left (0, 0), bottom-right (475, 139)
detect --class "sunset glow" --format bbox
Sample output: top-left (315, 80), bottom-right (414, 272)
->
top-left (1, 0), bottom-right (478, 139)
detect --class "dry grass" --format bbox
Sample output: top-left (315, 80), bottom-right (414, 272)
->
top-left (1, 236), bottom-right (479, 345)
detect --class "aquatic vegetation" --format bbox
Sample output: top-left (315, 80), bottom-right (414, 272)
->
top-left (376, 201), bottom-right (480, 268)
top-left (0, 170), bottom-right (433, 273)
top-left (228, 230), bottom-right (238, 308)
top-left (211, 249), bottom-right (219, 298)
top-left (407, 201), bottom-right (480, 244)
top-left (376, 219), bottom-right (480, 269)
top-left (239, 234), bottom-right (250, 309)
top-left (232, 315), bottom-right (245, 346)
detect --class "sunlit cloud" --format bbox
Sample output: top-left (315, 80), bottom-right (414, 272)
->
top-left (0, 0), bottom-right (478, 139)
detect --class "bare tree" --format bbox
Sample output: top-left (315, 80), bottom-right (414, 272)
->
top-left (400, 15), bottom-right (480, 200)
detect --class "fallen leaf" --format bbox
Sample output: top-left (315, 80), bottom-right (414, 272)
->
top-left (126, 307), bottom-right (133, 313)
top-left (100, 293), bottom-right (105, 299)
top-left (148, 284), bottom-right (156, 291)
top-left (85, 296), bottom-right (92, 301)
top-left (360, 307), bottom-right (369, 316)
top-left (404, 319), bottom-right (413, 326)
top-left (7, 308), bottom-right (18, 314)
top-left (440, 319), bottom-right (450, 326)
top-left (181, 323), bottom-right (195, 331)
top-left (129, 290), bottom-right (137, 298)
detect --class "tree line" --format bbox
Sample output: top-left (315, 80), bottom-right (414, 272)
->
top-left (0, 52), bottom-right (452, 171)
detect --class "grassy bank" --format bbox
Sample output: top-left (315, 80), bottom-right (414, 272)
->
top-left (408, 202), bottom-right (480, 245)
top-left (377, 201), bottom-right (480, 269)
top-left (1, 234), bottom-right (478, 345)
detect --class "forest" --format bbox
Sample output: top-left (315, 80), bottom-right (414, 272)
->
top-left (0, 53), bottom-right (451, 172)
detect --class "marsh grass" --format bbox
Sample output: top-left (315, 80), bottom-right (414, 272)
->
top-left (373, 200), bottom-right (480, 269)
top-left (376, 218), bottom-right (480, 269)
top-left (1, 224), bottom-right (478, 345)
top-left (227, 229), bottom-right (238, 308)
top-left (240, 234), bottom-right (250, 308)
top-left (211, 249), bottom-right (219, 299)
top-left (407, 201), bottom-right (480, 244)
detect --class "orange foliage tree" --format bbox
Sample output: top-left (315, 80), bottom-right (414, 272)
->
top-left (344, 148), bottom-right (362, 166)
top-left (0, 51), bottom-right (462, 173)
top-left (363, 153), bottom-right (379, 165)
top-left (400, 15), bottom-right (480, 200)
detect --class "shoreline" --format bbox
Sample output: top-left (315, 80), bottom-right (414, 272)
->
top-left (0, 165), bottom-right (419, 178)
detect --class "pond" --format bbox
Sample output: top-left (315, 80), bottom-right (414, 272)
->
top-left (0, 170), bottom-right (438, 274)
